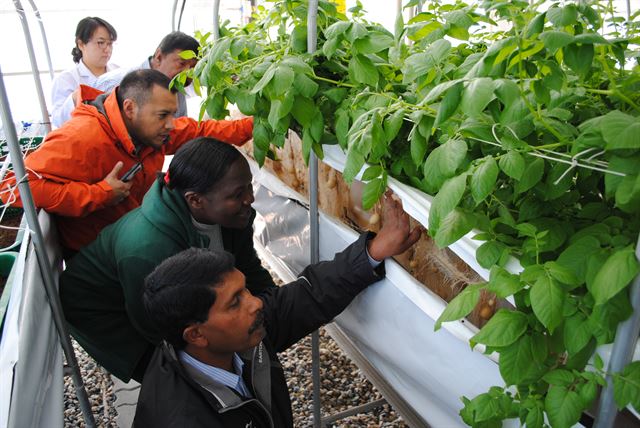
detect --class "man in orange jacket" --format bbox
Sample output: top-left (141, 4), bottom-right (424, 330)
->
top-left (2, 69), bottom-right (253, 256)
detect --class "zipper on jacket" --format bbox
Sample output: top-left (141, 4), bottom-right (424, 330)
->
top-left (218, 398), bottom-right (275, 428)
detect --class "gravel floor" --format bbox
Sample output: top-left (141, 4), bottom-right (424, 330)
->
top-left (63, 263), bottom-right (408, 427)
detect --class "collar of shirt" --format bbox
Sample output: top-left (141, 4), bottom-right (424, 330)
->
top-left (178, 350), bottom-right (252, 398)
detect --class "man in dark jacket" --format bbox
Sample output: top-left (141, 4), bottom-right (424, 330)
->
top-left (60, 138), bottom-right (275, 382)
top-left (134, 194), bottom-right (422, 427)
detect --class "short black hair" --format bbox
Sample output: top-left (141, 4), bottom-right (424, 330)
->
top-left (167, 137), bottom-right (243, 194)
top-left (157, 31), bottom-right (199, 55)
top-left (116, 69), bottom-right (175, 109)
top-left (72, 17), bottom-right (117, 63)
top-left (143, 248), bottom-right (236, 349)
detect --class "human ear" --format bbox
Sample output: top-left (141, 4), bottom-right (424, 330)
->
top-left (153, 48), bottom-right (163, 66)
top-left (122, 98), bottom-right (137, 120)
top-left (183, 325), bottom-right (208, 348)
top-left (184, 191), bottom-right (204, 210)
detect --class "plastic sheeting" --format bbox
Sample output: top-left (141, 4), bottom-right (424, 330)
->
top-left (0, 211), bottom-right (63, 428)
top-left (249, 160), bottom-right (507, 427)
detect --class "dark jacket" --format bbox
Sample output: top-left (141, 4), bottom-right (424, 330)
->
top-left (133, 233), bottom-right (384, 428)
top-left (59, 177), bottom-right (275, 381)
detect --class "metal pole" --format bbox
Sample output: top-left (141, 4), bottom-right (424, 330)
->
top-left (171, 0), bottom-right (178, 31)
top-left (0, 65), bottom-right (95, 427)
top-left (307, 1), bottom-right (321, 427)
top-left (594, 235), bottom-right (640, 428)
top-left (12, 0), bottom-right (50, 133)
top-left (213, 0), bottom-right (221, 41)
top-left (25, 0), bottom-right (54, 80)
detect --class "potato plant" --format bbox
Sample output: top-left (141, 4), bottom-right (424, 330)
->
top-left (184, 0), bottom-right (640, 426)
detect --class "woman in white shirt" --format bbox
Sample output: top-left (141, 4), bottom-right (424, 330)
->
top-left (50, 17), bottom-right (118, 127)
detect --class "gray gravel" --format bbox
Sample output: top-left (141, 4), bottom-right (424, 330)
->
top-left (63, 263), bottom-right (408, 427)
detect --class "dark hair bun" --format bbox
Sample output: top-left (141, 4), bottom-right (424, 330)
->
top-left (71, 46), bottom-right (83, 63)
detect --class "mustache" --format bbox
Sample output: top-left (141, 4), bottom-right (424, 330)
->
top-left (248, 309), bottom-right (265, 335)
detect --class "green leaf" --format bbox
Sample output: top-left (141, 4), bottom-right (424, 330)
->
top-left (476, 241), bottom-right (504, 269)
top-left (353, 33), bottom-right (394, 54)
top-left (322, 36), bottom-right (340, 59)
top-left (324, 88), bottom-right (349, 104)
top-left (563, 43), bottom-right (594, 78)
top-left (547, 4), bottom-right (578, 27)
top-left (384, 108), bottom-right (405, 143)
top-left (362, 177), bottom-right (386, 210)
top-left (524, 12), bottom-right (546, 38)
top-left (434, 208), bottom-right (475, 248)
top-left (573, 33), bottom-right (609, 45)
top-left (494, 79), bottom-right (520, 109)
top-left (471, 309), bottom-right (528, 347)
top-left (590, 246), bottom-right (640, 305)
top-left (545, 385), bottom-right (584, 428)
top-left (487, 266), bottom-right (524, 298)
top-left (615, 173), bottom-right (640, 213)
top-left (470, 156), bottom-right (499, 204)
top-left (293, 73), bottom-right (319, 98)
top-left (531, 274), bottom-right (565, 333)
top-left (564, 313), bottom-right (593, 355)
top-left (545, 261), bottom-right (580, 286)
top-left (434, 82), bottom-right (463, 128)
top-left (291, 96), bottom-right (317, 128)
top-left (324, 21), bottom-right (351, 40)
top-left (613, 361), bottom-right (640, 412)
top-left (544, 369), bottom-right (575, 386)
top-left (437, 139), bottom-right (468, 176)
top-left (361, 165), bottom-right (382, 182)
top-left (402, 39), bottom-right (451, 83)
top-left (251, 65), bottom-right (276, 94)
top-left (434, 283), bottom-right (484, 330)
top-left (178, 49), bottom-right (196, 59)
top-left (514, 158), bottom-right (544, 194)
top-left (539, 31), bottom-right (575, 52)
top-left (500, 335), bottom-right (547, 385)
top-left (271, 65), bottom-right (295, 96)
top-left (557, 236), bottom-right (601, 283)
top-left (410, 130), bottom-right (427, 167)
top-left (460, 78), bottom-right (496, 117)
top-left (498, 151), bottom-right (525, 180)
top-left (343, 145), bottom-right (366, 184)
top-left (348, 54), bottom-right (379, 87)
top-left (429, 174), bottom-right (467, 232)
top-left (600, 111), bottom-right (640, 150)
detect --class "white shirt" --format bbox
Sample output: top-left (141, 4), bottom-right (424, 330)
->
top-left (50, 60), bottom-right (118, 128)
top-left (94, 58), bottom-right (151, 93)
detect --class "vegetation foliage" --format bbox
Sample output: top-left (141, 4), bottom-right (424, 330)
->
top-left (181, 0), bottom-right (640, 426)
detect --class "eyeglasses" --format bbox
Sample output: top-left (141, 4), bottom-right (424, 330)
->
top-left (90, 39), bottom-right (115, 50)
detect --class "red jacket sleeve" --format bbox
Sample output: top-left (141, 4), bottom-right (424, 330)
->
top-left (0, 135), bottom-right (114, 216)
top-left (165, 116), bottom-right (254, 154)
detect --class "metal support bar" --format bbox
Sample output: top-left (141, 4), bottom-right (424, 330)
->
top-left (213, 0), bottom-right (221, 41)
top-left (0, 65), bottom-right (95, 427)
top-left (321, 398), bottom-right (387, 426)
top-left (25, 0), bottom-right (54, 80)
top-left (171, 0), bottom-right (178, 31)
top-left (307, 1), bottom-right (321, 427)
top-left (12, 0), bottom-right (50, 133)
top-left (593, 235), bottom-right (640, 428)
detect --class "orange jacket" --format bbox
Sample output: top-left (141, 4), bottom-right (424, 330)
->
top-left (3, 85), bottom-right (253, 251)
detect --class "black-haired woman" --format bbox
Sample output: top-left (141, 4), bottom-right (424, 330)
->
top-left (59, 137), bottom-right (276, 383)
top-left (51, 17), bottom-right (118, 127)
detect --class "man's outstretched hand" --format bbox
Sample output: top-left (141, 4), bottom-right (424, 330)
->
top-left (367, 190), bottom-right (423, 261)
